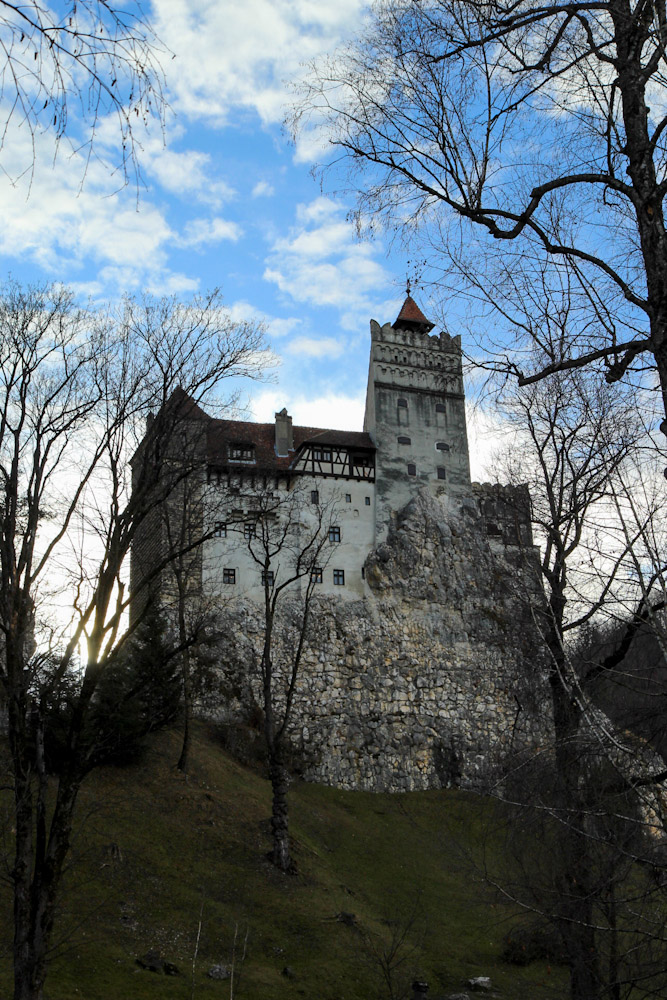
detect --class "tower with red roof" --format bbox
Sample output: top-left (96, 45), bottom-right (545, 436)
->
top-left (363, 293), bottom-right (471, 538)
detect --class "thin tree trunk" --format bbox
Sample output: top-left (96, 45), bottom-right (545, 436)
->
top-left (549, 657), bottom-right (602, 1000)
top-left (177, 646), bottom-right (192, 773)
top-left (268, 746), bottom-right (291, 872)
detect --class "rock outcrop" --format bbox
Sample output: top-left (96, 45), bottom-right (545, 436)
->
top-left (218, 489), bottom-right (551, 792)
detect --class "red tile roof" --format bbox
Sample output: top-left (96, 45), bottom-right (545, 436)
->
top-left (393, 295), bottom-right (435, 332)
top-left (206, 418), bottom-right (374, 472)
top-left (150, 389), bottom-right (375, 472)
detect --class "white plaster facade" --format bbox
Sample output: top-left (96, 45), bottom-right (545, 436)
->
top-left (197, 295), bottom-right (473, 602)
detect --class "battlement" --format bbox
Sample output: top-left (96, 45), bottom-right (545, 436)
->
top-left (370, 319), bottom-right (461, 353)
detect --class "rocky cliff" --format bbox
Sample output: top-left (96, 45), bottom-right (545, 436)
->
top-left (220, 489), bottom-right (551, 792)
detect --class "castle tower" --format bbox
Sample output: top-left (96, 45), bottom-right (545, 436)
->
top-left (363, 294), bottom-right (471, 536)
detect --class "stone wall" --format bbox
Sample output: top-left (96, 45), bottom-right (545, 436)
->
top-left (217, 488), bottom-right (551, 793)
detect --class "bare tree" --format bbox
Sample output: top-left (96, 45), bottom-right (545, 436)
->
top-left (161, 472), bottom-right (224, 775)
top-left (0, 1), bottom-right (166, 186)
top-left (488, 367), bottom-right (667, 1000)
top-left (292, 0), bottom-right (667, 437)
top-left (0, 281), bottom-right (265, 1000)
top-left (233, 482), bottom-right (336, 873)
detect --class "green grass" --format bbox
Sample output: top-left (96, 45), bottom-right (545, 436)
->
top-left (0, 724), bottom-right (568, 999)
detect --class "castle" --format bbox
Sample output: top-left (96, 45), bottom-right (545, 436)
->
top-left (131, 295), bottom-right (548, 791)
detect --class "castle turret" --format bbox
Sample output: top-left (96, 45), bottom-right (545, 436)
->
top-left (363, 294), bottom-right (471, 537)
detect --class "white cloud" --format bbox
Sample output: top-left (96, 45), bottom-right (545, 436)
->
top-left (251, 388), bottom-right (364, 431)
top-left (0, 107), bottom-right (232, 296)
top-left (178, 217), bottom-right (243, 248)
top-left (264, 197), bottom-right (398, 331)
top-left (466, 404), bottom-right (512, 482)
top-left (252, 180), bottom-right (275, 198)
top-left (285, 335), bottom-right (344, 359)
top-left (147, 145), bottom-right (235, 205)
top-left (151, 0), bottom-right (366, 127)
top-left (226, 300), bottom-right (302, 340)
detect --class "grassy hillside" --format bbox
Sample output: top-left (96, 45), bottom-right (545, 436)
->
top-left (0, 724), bottom-right (568, 999)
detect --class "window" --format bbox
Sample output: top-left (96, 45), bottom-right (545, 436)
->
top-left (436, 441), bottom-right (450, 452)
top-left (365, 496), bottom-right (371, 506)
top-left (214, 521), bottom-right (227, 538)
top-left (312, 446), bottom-right (332, 462)
top-left (345, 493), bottom-right (352, 503)
top-left (407, 464), bottom-right (417, 476)
top-left (333, 569), bottom-right (345, 586)
top-left (437, 467), bottom-right (447, 480)
top-left (310, 490), bottom-right (319, 504)
top-left (243, 522), bottom-right (256, 539)
top-left (262, 570), bottom-right (274, 587)
top-left (435, 403), bottom-right (446, 413)
top-left (329, 526), bottom-right (341, 542)
top-left (311, 566), bottom-right (323, 583)
top-left (397, 435), bottom-right (411, 445)
top-left (397, 398), bottom-right (408, 407)
top-left (229, 443), bottom-right (254, 461)
top-left (223, 568), bottom-right (236, 585)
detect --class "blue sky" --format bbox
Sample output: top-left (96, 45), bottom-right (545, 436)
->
top-left (1, 0), bottom-right (489, 455)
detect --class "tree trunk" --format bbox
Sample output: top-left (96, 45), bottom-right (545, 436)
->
top-left (268, 747), bottom-right (291, 872)
top-left (177, 647), bottom-right (192, 773)
top-left (549, 664), bottom-right (602, 1000)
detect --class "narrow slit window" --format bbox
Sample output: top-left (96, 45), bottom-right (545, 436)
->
top-left (437, 467), bottom-right (447, 480)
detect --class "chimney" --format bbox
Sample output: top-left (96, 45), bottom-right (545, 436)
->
top-left (275, 408), bottom-right (293, 457)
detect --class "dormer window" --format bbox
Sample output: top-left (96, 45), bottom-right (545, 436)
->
top-left (312, 446), bottom-right (332, 462)
top-left (229, 442), bottom-right (255, 462)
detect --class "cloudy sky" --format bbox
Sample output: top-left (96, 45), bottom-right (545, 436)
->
top-left (2, 0), bottom-right (494, 472)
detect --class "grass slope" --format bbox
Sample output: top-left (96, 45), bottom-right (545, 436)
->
top-left (0, 724), bottom-right (567, 999)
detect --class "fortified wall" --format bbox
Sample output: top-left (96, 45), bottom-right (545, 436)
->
top-left (220, 488), bottom-right (550, 793)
